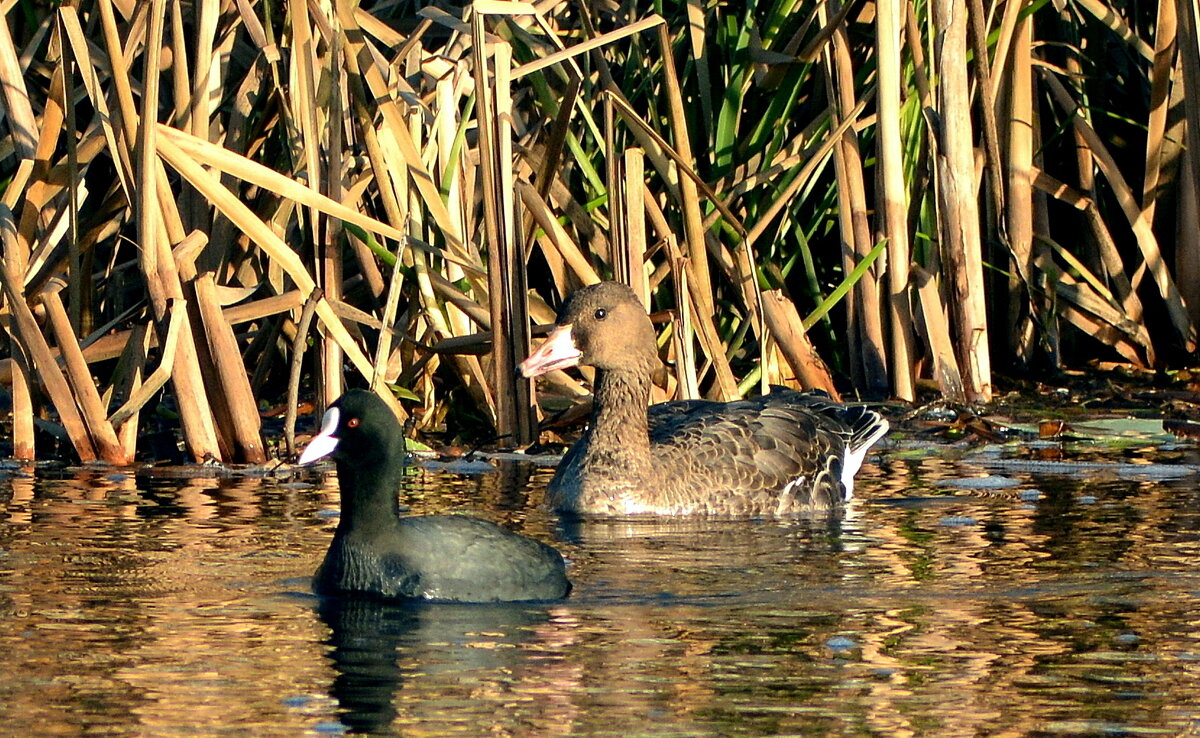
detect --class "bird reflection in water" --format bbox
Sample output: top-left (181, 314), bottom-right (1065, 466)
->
top-left (317, 596), bottom-right (553, 734)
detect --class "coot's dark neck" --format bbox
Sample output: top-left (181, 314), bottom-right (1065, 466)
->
top-left (588, 367), bottom-right (652, 462)
top-left (333, 438), bottom-right (404, 531)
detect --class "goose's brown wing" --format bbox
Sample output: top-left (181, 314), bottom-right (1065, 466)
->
top-left (646, 390), bottom-right (887, 514)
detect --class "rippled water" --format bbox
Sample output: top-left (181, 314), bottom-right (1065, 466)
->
top-left (1, 438), bottom-right (1199, 736)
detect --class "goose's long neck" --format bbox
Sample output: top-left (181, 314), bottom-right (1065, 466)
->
top-left (587, 367), bottom-right (652, 464)
top-left (334, 441), bottom-right (404, 532)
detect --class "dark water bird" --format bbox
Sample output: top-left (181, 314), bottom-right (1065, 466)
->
top-left (298, 389), bottom-right (571, 602)
top-left (519, 282), bottom-right (889, 516)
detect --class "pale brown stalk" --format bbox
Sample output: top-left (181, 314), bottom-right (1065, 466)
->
top-left (934, 0), bottom-right (992, 402)
top-left (875, 0), bottom-right (915, 401)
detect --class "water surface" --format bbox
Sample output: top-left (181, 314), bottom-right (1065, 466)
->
top-left (1, 439), bottom-right (1198, 736)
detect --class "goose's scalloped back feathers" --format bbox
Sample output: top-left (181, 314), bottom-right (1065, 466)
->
top-left (521, 282), bottom-right (889, 517)
top-left (646, 389), bottom-right (888, 512)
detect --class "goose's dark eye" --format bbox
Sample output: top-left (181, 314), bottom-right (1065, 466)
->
top-left (594, 308), bottom-right (607, 320)
top-left (347, 417), bottom-right (360, 428)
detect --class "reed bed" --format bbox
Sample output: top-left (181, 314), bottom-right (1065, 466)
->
top-left (0, 0), bottom-right (1193, 462)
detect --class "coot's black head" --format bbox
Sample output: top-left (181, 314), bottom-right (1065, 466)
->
top-left (519, 282), bottom-right (658, 377)
top-left (298, 389), bottom-right (405, 466)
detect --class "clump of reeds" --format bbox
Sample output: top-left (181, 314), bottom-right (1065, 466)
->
top-left (0, 0), bottom-right (1192, 462)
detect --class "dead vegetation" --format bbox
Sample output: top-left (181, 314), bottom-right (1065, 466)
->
top-left (0, 0), bottom-right (1194, 462)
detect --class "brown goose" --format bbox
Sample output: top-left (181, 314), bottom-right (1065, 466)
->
top-left (519, 282), bottom-right (888, 516)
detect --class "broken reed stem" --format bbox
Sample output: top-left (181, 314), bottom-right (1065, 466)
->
top-left (42, 283), bottom-right (129, 463)
top-left (194, 272), bottom-right (266, 462)
top-left (8, 350), bottom-right (34, 460)
top-left (0, 263), bottom-right (98, 461)
top-left (285, 289), bottom-right (323, 458)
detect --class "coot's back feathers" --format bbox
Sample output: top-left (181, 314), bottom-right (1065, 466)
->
top-left (314, 514), bottom-right (569, 602)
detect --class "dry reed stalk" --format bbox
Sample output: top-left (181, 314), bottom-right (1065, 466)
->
top-left (934, 0), bottom-right (992, 403)
top-left (108, 300), bottom-right (186, 427)
top-left (434, 75), bottom-right (474, 340)
top-left (1032, 170), bottom-right (1141, 314)
top-left (1046, 238), bottom-right (1156, 350)
top-left (904, 1), bottom-right (933, 109)
top-left (1, 201), bottom-right (34, 460)
top-left (499, 34), bottom-right (538, 445)
top-left (0, 11), bottom-right (37, 160)
top-left (1178, 0), bottom-right (1200, 325)
top-left (989, 0), bottom-right (1024, 102)
top-left (284, 290), bottom-right (321, 457)
top-left (1142, 0), bottom-right (1177, 225)
top-left (8, 352), bottom-right (34, 460)
top-left (0, 263), bottom-right (97, 461)
top-left (1002, 8), bottom-right (1037, 363)
top-left (1044, 253), bottom-right (1149, 365)
top-left (912, 265), bottom-right (966, 403)
top-left (668, 250), bottom-right (701, 400)
top-left (338, 7), bottom-right (479, 275)
top-left (826, 0), bottom-right (888, 396)
top-left (623, 148), bottom-right (649, 307)
top-left (115, 0), bottom-right (224, 461)
top-left (193, 271), bottom-right (266, 462)
top-left (605, 98), bottom-right (626, 287)
top-left (760, 291), bottom-right (838, 397)
top-left (475, 13), bottom-right (535, 446)
top-left (289, 0), bottom-right (340, 409)
top-left (1073, 0), bottom-right (1154, 60)
top-left (741, 100), bottom-right (866, 251)
top-left (411, 229), bottom-right (495, 425)
top-left (167, 0), bottom-right (189, 127)
top-left (519, 182), bottom-right (601, 284)
top-left (385, 249), bottom-right (415, 393)
top-left (15, 71), bottom-right (68, 286)
top-left (601, 90), bottom-right (748, 234)
top-left (155, 127), bottom-right (458, 267)
top-left (524, 73), bottom-right (579, 236)
top-left (58, 10), bottom-right (130, 201)
top-left (512, 14), bottom-right (664, 80)
top-left (966, 0), bottom-right (1007, 239)
top-left (0, 291), bottom-right (306, 386)
top-left (53, 48), bottom-right (86, 336)
top-left (107, 321), bottom-right (149, 453)
top-left (643, 188), bottom-right (739, 398)
top-left (657, 24), bottom-right (714, 326)
top-left (875, 0), bottom-right (915, 401)
top-left (41, 282), bottom-right (130, 463)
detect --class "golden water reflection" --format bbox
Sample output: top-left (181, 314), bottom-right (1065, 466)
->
top-left (0, 454), bottom-right (1196, 736)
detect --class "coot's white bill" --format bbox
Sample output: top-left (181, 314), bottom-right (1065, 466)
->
top-left (298, 407), bottom-right (341, 464)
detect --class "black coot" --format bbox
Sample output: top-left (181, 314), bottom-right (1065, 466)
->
top-left (298, 390), bottom-right (571, 602)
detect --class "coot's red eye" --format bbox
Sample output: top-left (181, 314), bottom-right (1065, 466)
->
top-left (347, 417), bottom-right (360, 428)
